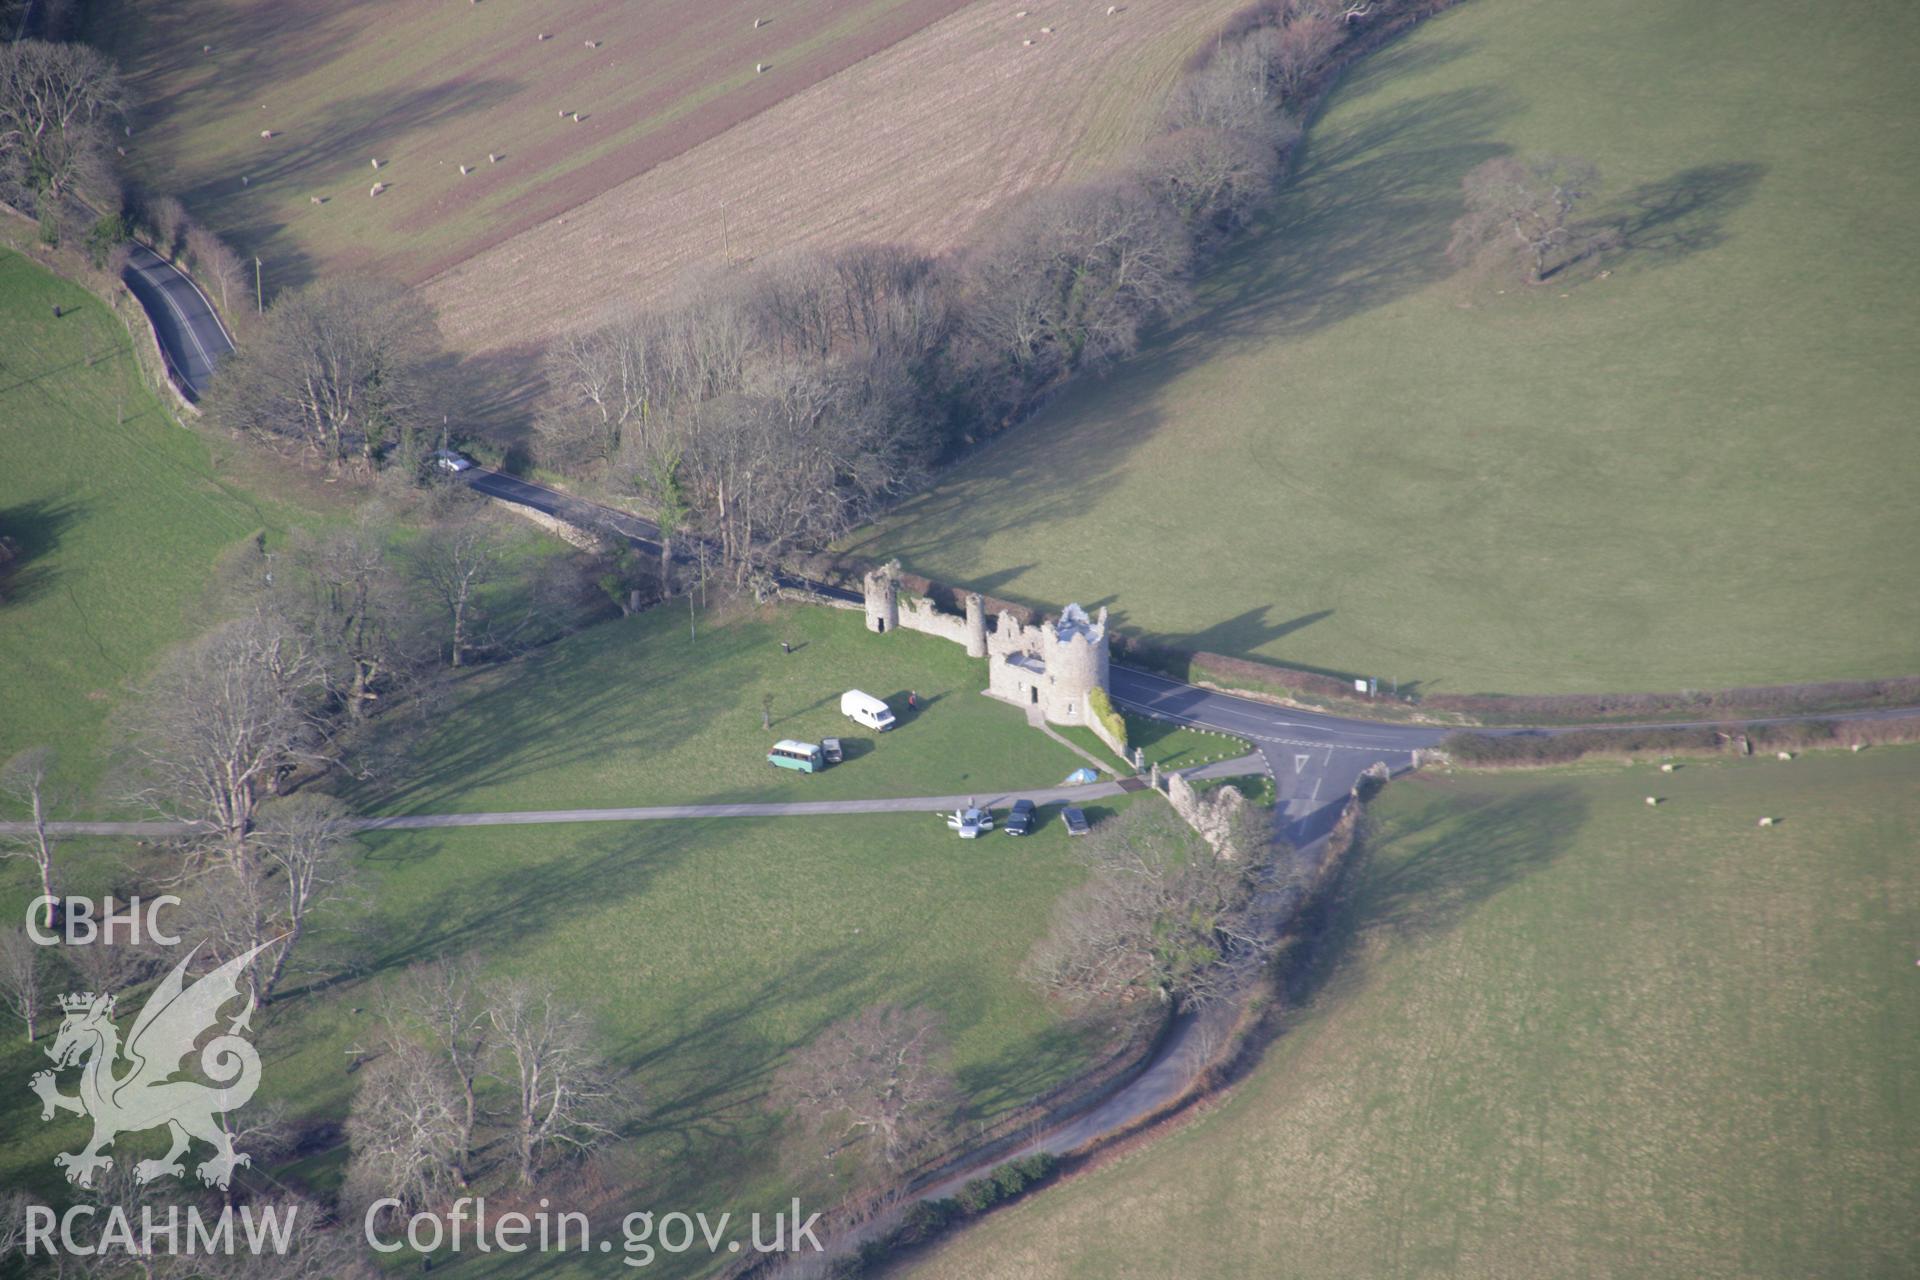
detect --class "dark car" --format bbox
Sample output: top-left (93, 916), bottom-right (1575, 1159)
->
top-left (1062, 806), bottom-right (1091, 836)
top-left (820, 737), bottom-right (844, 766)
top-left (1003, 798), bottom-right (1036, 836)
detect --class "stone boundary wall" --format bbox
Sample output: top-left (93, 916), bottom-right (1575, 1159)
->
top-left (485, 498), bottom-right (607, 552)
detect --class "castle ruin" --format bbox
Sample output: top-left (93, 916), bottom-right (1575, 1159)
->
top-left (861, 562), bottom-right (1111, 731)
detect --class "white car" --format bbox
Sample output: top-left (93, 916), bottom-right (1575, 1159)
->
top-left (944, 806), bottom-right (994, 839)
top-left (430, 449), bottom-right (474, 473)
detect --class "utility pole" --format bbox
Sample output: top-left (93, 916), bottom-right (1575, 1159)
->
top-left (253, 257), bottom-right (263, 314)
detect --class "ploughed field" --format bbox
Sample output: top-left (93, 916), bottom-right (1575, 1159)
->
top-left (93, 0), bottom-right (1245, 352)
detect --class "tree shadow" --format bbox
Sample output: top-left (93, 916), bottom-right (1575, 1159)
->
top-left (0, 498), bottom-right (81, 608)
top-left (1597, 161), bottom-right (1768, 266)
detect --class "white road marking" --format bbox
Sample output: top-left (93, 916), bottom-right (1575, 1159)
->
top-left (1294, 753), bottom-right (1309, 773)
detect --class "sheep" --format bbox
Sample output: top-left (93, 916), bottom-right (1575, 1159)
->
top-left (1659, 762), bottom-right (1675, 773)
top-left (202, 43), bottom-right (213, 53)
top-left (459, 164), bottom-right (472, 175)
top-left (370, 182), bottom-right (386, 197)
top-left (571, 112), bottom-right (582, 122)
top-left (753, 16), bottom-right (764, 27)
top-left (260, 129), bottom-right (274, 139)
top-left (1645, 796), bottom-right (1658, 807)
top-left (1040, 25), bottom-right (1052, 32)
top-left (756, 62), bottom-right (767, 73)
top-left (488, 152), bottom-right (498, 164)
top-left (1776, 751), bottom-right (1793, 761)
top-left (537, 32), bottom-right (550, 41)
top-left (240, 175), bottom-right (249, 186)
top-left (371, 157), bottom-right (381, 169)
top-left (1107, 4), bottom-right (1118, 12)
top-left (1757, 816), bottom-right (1775, 827)
top-left (310, 195), bottom-right (325, 205)
top-left (1022, 38), bottom-right (1032, 45)
top-left (584, 39), bottom-right (600, 48)
top-left (1850, 742), bottom-right (1864, 752)
top-left (116, 145), bottom-right (126, 156)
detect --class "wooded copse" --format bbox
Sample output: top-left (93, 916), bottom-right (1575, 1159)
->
top-left (0, 39), bottom-right (127, 212)
top-left (536, 0), bottom-right (1423, 586)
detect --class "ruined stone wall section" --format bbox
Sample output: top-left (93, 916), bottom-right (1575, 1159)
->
top-left (1164, 772), bottom-right (1251, 860)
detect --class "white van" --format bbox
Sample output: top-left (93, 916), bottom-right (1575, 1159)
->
top-left (840, 689), bottom-right (897, 732)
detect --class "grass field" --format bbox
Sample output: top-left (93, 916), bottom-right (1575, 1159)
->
top-left (0, 810), bottom-right (1125, 1269)
top-left (1, 602), bottom-right (1137, 1276)
top-left (368, 600), bottom-right (1099, 816)
top-left (893, 746), bottom-right (1920, 1279)
top-left (0, 249), bottom-right (308, 799)
top-left (857, 0), bottom-right (1920, 696)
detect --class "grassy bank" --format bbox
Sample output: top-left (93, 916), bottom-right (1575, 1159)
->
top-left (893, 746), bottom-right (1920, 1278)
top-left (856, 0), bottom-right (1920, 695)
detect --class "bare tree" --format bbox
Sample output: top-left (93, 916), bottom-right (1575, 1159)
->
top-left (181, 795), bottom-right (355, 1011)
top-left (122, 614), bottom-right (330, 866)
top-left (961, 179), bottom-right (1192, 391)
top-left (142, 192), bottom-right (187, 258)
top-left (276, 517), bottom-right (432, 720)
top-left (66, 928), bottom-right (160, 998)
top-left (252, 794), bottom-right (357, 1004)
top-left (343, 1043), bottom-right (467, 1218)
top-left (0, 1188), bottom-right (38, 1268)
top-left (1163, 35), bottom-right (1286, 140)
top-left (684, 352), bottom-right (920, 585)
top-left (1259, 8), bottom-right (1347, 99)
top-left (487, 980), bottom-right (628, 1186)
top-left (200, 1195), bottom-right (371, 1280)
top-left (1448, 154), bottom-right (1601, 283)
top-left (0, 39), bottom-right (128, 206)
top-left (1138, 124), bottom-right (1290, 241)
top-left (205, 275), bottom-right (445, 475)
top-left (406, 495), bottom-right (509, 667)
top-left (0, 926), bottom-right (47, 1041)
top-left (184, 223), bottom-right (246, 317)
top-left (536, 314), bottom-right (664, 467)
top-left (1024, 800), bottom-right (1258, 1011)
top-left (1, 746), bottom-right (60, 927)
top-left (770, 1004), bottom-right (958, 1178)
top-left (381, 954), bottom-right (490, 1185)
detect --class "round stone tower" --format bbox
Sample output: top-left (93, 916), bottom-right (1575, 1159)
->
top-left (964, 592), bottom-right (987, 658)
top-left (863, 562), bottom-right (899, 634)
top-left (1042, 604), bottom-right (1110, 724)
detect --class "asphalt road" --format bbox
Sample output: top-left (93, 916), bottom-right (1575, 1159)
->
top-left (1110, 666), bottom-right (1440, 848)
top-left (118, 242), bottom-right (235, 403)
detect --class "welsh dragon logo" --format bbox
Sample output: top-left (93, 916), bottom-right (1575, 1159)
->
top-left (31, 940), bottom-right (275, 1190)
